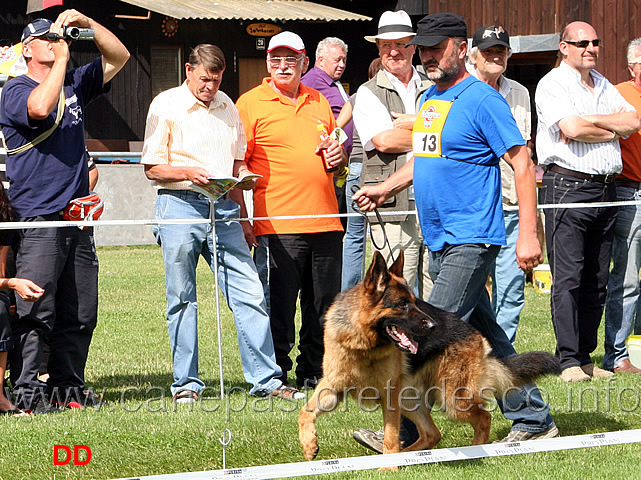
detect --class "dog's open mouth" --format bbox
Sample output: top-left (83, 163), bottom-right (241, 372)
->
top-left (386, 325), bottom-right (419, 354)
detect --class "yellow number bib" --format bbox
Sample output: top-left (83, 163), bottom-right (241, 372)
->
top-left (412, 100), bottom-right (453, 157)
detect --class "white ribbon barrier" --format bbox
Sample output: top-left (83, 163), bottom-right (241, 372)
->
top-left (110, 428), bottom-right (641, 480)
top-left (4, 198), bottom-right (639, 480)
top-left (1, 198), bottom-right (640, 231)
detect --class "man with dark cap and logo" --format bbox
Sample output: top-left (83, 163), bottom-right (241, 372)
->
top-left (468, 25), bottom-right (533, 346)
top-left (353, 12), bottom-right (558, 450)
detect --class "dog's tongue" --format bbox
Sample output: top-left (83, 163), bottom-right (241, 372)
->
top-left (397, 330), bottom-right (418, 354)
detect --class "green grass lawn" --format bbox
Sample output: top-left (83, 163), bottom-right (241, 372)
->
top-left (1, 245), bottom-right (640, 480)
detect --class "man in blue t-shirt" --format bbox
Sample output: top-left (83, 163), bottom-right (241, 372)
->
top-left (353, 12), bottom-right (557, 449)
top-left (0, 10), bottom-right (129, 413)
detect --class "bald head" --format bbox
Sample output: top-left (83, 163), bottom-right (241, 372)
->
top-left (560, 21), bottom-right (597, 44)
top-left (559, 21), bottom-right (599, 74)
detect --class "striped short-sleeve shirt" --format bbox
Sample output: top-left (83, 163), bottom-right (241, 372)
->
top-left (141, 82), bottom-right (246, 190)
top-left (535, 61), bottom-right (635, 175)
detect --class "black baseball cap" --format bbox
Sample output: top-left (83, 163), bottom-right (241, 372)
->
top-left (408, 13), bottom-right (467, 47)
top-left (21, 18), bottom-right (53, 43)
top-left (472, 25), bottom-right (511, 50)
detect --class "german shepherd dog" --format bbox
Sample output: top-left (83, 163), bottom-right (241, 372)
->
top-left (298, 251), bottom-right (560, 460)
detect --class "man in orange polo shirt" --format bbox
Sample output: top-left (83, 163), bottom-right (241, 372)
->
top-left (236, 32), bottom-right (347, 390)
top-left (604, 37), bottom-right (641, 374)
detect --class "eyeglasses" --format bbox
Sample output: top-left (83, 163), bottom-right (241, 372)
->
top-left (378, 42), bottom-right (409, 51)
top-left (24, 33), bottom-right (62, 45)
top-left (565, 39), bottom-right (600, 48)
top-left (268, 56), bottom-right (302, 67)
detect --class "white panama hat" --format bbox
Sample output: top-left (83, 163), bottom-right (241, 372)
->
top-left (364, 10), bottom-right (416, 43)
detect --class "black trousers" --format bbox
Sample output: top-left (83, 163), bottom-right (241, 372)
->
top-left (263, 232), bottom-right (342, 385)
top-left (541, 172), bottom-right (616, 370)
top-left (9, 214), bottom-right (98, 409)
top-left (0, 291), bottom-right (12, 353)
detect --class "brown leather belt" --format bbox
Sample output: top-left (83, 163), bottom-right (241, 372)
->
top-left (616, 178), bottom-right (641, 189)
top-left (547, 164), bottom-right (617, 183)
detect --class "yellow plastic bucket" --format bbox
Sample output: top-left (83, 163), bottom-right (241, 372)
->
top-left (626, 335), bottom-right (641, 368)
top-left (533, 264), bottom-right (552, 294)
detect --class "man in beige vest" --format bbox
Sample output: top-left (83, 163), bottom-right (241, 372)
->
top-left (352, 10), bottom-right (433, 299)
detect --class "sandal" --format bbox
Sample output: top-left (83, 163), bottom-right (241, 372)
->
top-left (0, 408), bottom-right (32, 417)
top-left (172, 390), bottom-right (199, 404)
top-left (269, 384), bottom-right (306, 400)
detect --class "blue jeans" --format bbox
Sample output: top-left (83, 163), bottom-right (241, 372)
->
top-left (428, 244), bottom-right (554, 432)
top-left (153, 190), bottom-right (282, 396)
top-left (604, 186), bottom-right (641, 370)
top-left (491, 210), bottom-right (525, 345)
top-left (341, 160), bottom-right (366, 291)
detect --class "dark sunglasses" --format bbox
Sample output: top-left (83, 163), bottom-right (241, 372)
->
top-left (565, 39), bottom-right (600, 48)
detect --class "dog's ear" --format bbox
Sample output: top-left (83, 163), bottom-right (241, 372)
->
top-left (363, 251), bottom-right (391, 298)
top-left (389, 250), bottom-right (404, 278)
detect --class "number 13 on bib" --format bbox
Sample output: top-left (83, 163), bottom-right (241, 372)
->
top-left (412, 100), bottom-right (453, 158)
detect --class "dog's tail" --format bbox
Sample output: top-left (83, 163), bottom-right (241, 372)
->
top-left (483, 351), bottom-right (560, 394)
top-left (502, 351), bottom-right (561, 386)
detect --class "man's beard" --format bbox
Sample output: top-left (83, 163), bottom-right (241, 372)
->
top-left (424, 58), bottom-right (461, 84)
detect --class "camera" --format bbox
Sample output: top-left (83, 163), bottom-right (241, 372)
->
top-left (63, 27), bottom-right (94, 41)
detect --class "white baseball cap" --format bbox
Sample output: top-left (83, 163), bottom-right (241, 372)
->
top-left (267, 31), bottom-right (306, 54)
top-left (364, 10), bottom-right (416, 43)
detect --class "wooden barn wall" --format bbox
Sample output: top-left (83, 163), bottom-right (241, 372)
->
top-left (429, 0), bottom-right (641, 85)
top-left (1, 2), bottom-right (151, 142)
top-left (5, 0), bottom-right (641, 141)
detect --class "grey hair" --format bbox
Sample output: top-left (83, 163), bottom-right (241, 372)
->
top-left (627, 37), bottom-right (641, 63)
top-left (316, 37), bottom-right (348, 59)
top-left (467, 45), bottom-right (512, 64)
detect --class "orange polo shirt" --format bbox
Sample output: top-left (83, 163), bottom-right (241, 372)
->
top-left (616, 81), bottom-right (641, 182)
top-left (236, 78), bottom-right (343, 236)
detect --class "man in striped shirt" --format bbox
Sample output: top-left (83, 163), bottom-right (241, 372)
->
top-left (142, 44), bottom-right (304, 402)
top-left (535, 21), bottom-right (640, 383)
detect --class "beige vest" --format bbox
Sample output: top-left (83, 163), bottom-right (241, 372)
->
top-left (361, 69), bottom-right (432, 221)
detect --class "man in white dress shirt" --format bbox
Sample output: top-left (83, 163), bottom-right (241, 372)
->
top-left (536, 22), bottom-right (640, 382)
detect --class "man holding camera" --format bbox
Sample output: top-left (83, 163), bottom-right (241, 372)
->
top-left (0, 9), bottom-right (129, 413)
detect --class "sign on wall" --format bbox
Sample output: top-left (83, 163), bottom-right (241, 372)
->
top-left (246, 23), bottom-right (281, 37)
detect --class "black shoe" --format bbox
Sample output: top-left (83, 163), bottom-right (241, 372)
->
top-left (296, 377), bottom-right (320, 391)
top-left (28, 396), bottom-right (62, 415)
top-left (50, 389), bottom-right (106, 409)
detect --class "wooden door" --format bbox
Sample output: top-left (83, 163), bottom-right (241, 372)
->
top-left (238, 57), bottom-right (267, 96)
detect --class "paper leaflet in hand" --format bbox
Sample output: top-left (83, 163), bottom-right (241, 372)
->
top-left (330, 127), bottom-right (348, 145)
top-left (0, 44), bottom-right (27, 77)
top-left (188, 173), bottom-right (262, 202)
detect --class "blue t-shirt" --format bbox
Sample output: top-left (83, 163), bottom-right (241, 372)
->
top-left (0, 58), bottom-right (108, 217)
top-left (413, 76), bottom-right (525, 251)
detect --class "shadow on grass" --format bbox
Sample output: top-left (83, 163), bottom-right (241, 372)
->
top-left (492, 411), bottom-right (631, 442)
top-left (87, 373), bottom-right (252, 402)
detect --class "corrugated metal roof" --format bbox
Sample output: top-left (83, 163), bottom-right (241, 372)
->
top-left (119, 0), bottom-right (372, 22)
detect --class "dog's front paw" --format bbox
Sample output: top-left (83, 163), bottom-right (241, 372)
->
top-left (379, 466), bottom-right (399, 472)
top-left (302, 443), bottom-right (319, 461)
top-left (300, 434), bottom-right (319, 461)
top-left (299, 424), bottom-right (319, 460)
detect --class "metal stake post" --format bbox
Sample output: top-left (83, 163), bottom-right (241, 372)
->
top-left (209, 202), bottom-right (225, 401)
